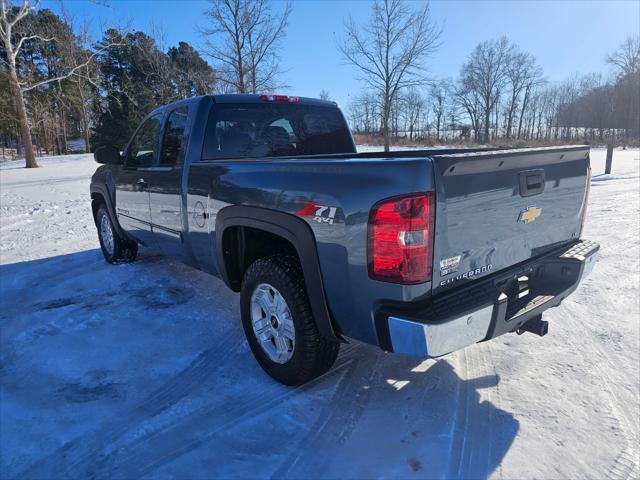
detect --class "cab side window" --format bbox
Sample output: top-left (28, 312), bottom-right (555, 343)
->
top-left (160, 107), bottom-right (189, 166)
top-left (127, 115), bottom-right (162, 168)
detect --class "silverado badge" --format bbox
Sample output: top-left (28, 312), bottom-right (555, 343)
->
top-left (518, 206), bottom-right (542, 224)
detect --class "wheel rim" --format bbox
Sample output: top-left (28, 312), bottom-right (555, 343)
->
top-left (250, 283), bottom-right (295, 364)
top-left (100, 213), bottom-right (114, 256)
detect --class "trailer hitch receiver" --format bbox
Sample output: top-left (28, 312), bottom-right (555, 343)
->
top-left (516, 315), bottom-right (549, 337)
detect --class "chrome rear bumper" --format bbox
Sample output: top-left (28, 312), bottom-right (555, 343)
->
top-left (389, 305), bottom-right (493, 357)
top-left (383, 239), bottom-right (599, 358)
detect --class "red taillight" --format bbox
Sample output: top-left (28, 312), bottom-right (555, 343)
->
top-left (367, 192), bottom-right (435, 284)
top-left (581, 166), bottom-right (592, 226)
top-left (259, 94), bottom-right (299, 103)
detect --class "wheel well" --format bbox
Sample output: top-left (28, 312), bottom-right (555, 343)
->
top-left (221, 226), bottom-right (298, 292)
top-left (91, 192), bottom-right (106, 224)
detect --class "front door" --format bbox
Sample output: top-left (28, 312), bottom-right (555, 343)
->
top-left (115, 114), bottom-right (162, 245)
top-left (147, 106), bottom-right (190, 258)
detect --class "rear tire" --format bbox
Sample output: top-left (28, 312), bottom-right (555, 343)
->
top-left (240, 255), bottom-right (340, 386)
top-left (96, 204), bottom-right (138, 264)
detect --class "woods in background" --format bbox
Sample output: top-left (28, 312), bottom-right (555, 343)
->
top-left (0, 0), bottom-right (290, 167)
top-left (90, 31), bottom-right (215, 150)
top-left (1, 0), bottom-right (639, 168)
top-left (348, 26), bottom-right (640, 147)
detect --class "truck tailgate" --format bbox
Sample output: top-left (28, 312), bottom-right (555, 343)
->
top-left (430, 146), bottom-right (590, 294)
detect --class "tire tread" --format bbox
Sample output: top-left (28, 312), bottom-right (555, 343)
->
top-left (241, 254), bottom-right (339, 385)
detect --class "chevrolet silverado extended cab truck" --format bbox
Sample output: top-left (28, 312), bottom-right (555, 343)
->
top-left (90, 94), bottom-right (598, 385)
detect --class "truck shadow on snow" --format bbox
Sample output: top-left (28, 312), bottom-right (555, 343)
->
top-left (1, 249), bottom-right (518, 479)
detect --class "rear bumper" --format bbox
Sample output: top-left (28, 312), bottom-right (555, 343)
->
top-left (376, 239), bottom-right (599, 358)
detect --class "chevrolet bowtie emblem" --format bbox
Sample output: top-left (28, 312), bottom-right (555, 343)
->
top-left (518, 206), bottom-right (542, 224)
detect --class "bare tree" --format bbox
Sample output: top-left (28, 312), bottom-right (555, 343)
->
top-left (0, 0), bottom-right (118, 167)
top-left (245, 0), bottom-right (291, 93)
top-left (453, 78), bottom-right (483, 142)
top-left (201, 0), bottom-right (291, 94)
top-left (348, 91), bottom-right (380, 134)
top-left (429, 80), bottom-right (447, 141)
top-left (606, 35), bottom-right (640, 78)
top-left (1, 0), bottom-right (43, 167)
top-left (515, 68), bottom-right (544, 140)
top-left (399, 88), bottom-right (423, 139)
top-left (339, 0), bottom-right (440, 151)
top-left (60, 12), bottom-right (100, 154)
top-left (460, 36), bottom-right (511, 143)
top-left (504, 49), bottom-right (541, 139)
top-left (318, 89), bottom-right (330, 101)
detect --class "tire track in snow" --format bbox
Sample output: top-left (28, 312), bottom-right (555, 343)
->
top-left (608, 448), bottom-right (639, 480)
top-left (483, 341), bottom-right (516, 480)
top-left (18, 331), bottom-right (243, 479)
top-left (81, 351), bottom-right (359, 479)
top-left (447, 342), bottom-right (517, 480)
top-left (563, 332), bottom-right (640, 479)
top-left (1, 175), bottom-right (90, 189)
top-left (449, 347), bottom-right (494, 479)
top-left (270, 344), bottom-right (383, 479)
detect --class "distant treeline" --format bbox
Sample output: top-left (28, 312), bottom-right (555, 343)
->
top-left (347, 36), bottom-right (640, 147)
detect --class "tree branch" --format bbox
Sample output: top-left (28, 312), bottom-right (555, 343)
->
top-left (14, 33), bottom-right (54, 55)
top-left (21, 42), bottom-right (115, 92)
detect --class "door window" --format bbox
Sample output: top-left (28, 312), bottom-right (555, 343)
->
top-left (127, 115), bottom-right (162, 167)
top-left (160, 107), bottom-right (189, 166)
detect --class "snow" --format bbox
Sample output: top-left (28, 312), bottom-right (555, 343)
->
top-left (1, 148), bottom-right (638, 479)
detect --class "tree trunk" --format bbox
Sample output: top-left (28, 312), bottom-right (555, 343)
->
top-left (484, 108), bottom-right (491, 144)
top-left (517, 86), bottom-right (531, 140)
top-left (77, 79), bottom-right (92, 153)
top-left (383, 95), bottom-right (390, 152)
top-left (383, 114), bottom-right (390, 152)
top-left (61, 108), bottom-right (68, 155)
top-left (506, 101), bottom-right (515, 139)
top-left (9, 69), bottom-right (38, 168)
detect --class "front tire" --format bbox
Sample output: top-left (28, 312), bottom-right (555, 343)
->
top-left (240, 255), bottom-right (340, 386)
top-left (96, 204), bottom-right (138, 264)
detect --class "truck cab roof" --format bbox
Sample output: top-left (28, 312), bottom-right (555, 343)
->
top-left (147, 94), bottom-right (338, 118)
top-left (212, 94), bottom-right (338, 108)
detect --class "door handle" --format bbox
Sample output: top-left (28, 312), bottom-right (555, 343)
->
top-left (136, 178), bottom-right (148, 190)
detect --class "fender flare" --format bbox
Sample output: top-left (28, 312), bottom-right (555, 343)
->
top-left (215, 205), bottom-right (341, 342)
top-left (90, 182), bottom-right (127, 239)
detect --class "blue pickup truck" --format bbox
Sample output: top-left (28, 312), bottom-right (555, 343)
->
top-left (90, 94), bottom-right (598, 385)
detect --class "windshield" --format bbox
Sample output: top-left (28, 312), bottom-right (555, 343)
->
top-left (201, 103), bottom-right (355, 160)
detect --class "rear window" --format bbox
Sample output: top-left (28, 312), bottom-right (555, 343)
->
top-left (201, 103), bottom-right (355, 160)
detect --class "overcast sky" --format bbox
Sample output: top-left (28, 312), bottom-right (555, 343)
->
top-left (46, 0), bottom-right (640, 109)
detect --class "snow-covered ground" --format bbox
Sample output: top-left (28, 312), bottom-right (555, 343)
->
top-left (0, 148), bottom-right (638, 479)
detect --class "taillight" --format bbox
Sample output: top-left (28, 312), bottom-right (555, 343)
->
top-left (259, 94), bottom-right (299, 103)
top-left (367, 192), bottom-right (435, 284)
top-left (581, 166), bottom-right (592, 226)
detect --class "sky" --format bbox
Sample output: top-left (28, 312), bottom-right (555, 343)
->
top-left (45, 0), bottom-right (640, 109)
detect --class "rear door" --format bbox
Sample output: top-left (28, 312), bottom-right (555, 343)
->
top-left (431, 147), bottom-right (590, 294)
top-left (147, 105), bottom-right (191, 258)
top-left (116, 114), bottom-right (162, 245)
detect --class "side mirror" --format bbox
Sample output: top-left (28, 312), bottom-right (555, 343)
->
top-left (94, 145), bottom-right (123, 165)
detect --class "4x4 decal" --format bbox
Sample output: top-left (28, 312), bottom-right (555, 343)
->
top-left (296, 201), bottom-right (338, 225)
